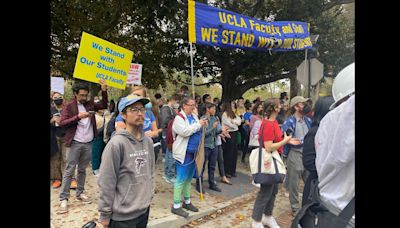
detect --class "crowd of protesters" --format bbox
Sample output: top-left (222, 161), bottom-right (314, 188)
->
top-left (51, 62), bottom-right (354, 227)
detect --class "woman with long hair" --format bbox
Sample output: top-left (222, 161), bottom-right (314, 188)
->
top-left (251, 98), bottom-right (300, 228)
top-left (221, 101), bottom-right (241, 178)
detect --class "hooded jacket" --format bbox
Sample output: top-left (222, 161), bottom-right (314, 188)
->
top-left (98, 129), bottom-right (155, 222)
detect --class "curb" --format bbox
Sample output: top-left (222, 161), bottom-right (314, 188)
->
top-left (147, 191), bottom-right (256, 228)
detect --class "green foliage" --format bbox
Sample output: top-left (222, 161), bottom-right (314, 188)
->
top-left (51, 0), bottom-right (354, 101)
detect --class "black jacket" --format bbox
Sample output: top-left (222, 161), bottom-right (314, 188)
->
top-left (302, 124), bottom-right (319, 206)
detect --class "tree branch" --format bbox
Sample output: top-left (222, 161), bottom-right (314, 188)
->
top-left (52, 66), bottom-right (73, 78)
top-left (241, 0), bottom-right (265, 17)
top-left (239, 70), bottom-right (295, 93)
top-left (176, 75), bottom-right (219, 87)
top-left (323, 0), bottom-right (354, 11)
top-left (177, 79), bottom-right (221, 87)
top-left (184, 64), bottom-right (219, 71)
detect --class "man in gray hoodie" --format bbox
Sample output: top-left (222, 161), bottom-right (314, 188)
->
top-left (98, 94), bottom-right (155, 228)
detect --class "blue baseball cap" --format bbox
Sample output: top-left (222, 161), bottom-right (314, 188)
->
top-left (118, 94), bottom-right (150, 112)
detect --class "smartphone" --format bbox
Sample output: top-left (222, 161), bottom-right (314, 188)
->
top-left (88, 111), bottom-right (95, 115)
top-left (53, 113), bottom-right (61, 117)
top-left (285, 128), bottom-right (293, 136)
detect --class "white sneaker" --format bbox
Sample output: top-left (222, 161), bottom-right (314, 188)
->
top-left (252, 180), bottom-right (261, 188)
top-left (56, 200), bottom-right (68, 214)
top-left (76, 193), bottom-right (92, 204)
top-left (163, 176), bottom-right (176, 184)
top-left (262, 215), bottom-right (280, 228)
top-left (93, 169), bottom-right (100, 177)
top-left (252, 220), bottom-right (264, 228)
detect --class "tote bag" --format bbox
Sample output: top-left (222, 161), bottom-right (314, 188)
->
top-left (249, 120), bottom-right (286, 185)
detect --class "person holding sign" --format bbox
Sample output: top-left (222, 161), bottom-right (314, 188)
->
top-left (56, 79), bottom-right (108, 214)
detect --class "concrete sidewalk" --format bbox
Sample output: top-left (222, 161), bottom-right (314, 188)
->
top-left (50, 153), bottom-right (258, 228)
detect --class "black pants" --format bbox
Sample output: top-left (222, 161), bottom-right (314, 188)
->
top-left (216, 145), bottom-right (225, 178)
top-left (222, 131), bottom-right (238, 176)
top-left (152, 137), bottom-right (160, 162)
top-left (109, 207), bottom-right (150, 228)
top-left (240, 126), bottom-right (249, 161)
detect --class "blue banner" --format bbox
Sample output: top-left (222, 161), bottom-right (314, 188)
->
top-left (188, 1), bottom-right (312, 51)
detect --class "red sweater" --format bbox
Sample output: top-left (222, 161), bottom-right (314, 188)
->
top-left (59, 91), bottom-right (108, 147)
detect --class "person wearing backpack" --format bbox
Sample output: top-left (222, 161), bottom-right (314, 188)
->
top-left (160, 94), bottom-right (180, 184)
top-left (170, 97), bottom-right (208, 218)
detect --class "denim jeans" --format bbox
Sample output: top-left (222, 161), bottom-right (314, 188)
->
top-left (164, 148), bottom-right (176, 179)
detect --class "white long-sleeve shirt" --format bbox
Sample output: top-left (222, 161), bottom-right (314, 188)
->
top-left (221, 112), bottom-right (241, 132)
top-left (315, 95), bottom-right (355, 212)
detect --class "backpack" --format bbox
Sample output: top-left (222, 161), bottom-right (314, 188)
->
top-left (291, 179), bottom-right (355, 228)
top-left (166, 112), bottom-right (185, 150)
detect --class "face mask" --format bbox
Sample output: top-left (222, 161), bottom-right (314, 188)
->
top-left (145, 102), bottom-right (152, 109)
top-left (53, 99), bottom-right (63, 105)
top-left (302, 104), bottom-right (312, 115)
top-left (94, 99), bottom-right (100, 103)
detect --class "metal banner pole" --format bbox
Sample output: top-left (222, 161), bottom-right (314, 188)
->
top-left (190, 42), bottom-right (195, 99)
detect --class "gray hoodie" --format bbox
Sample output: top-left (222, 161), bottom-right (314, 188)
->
top-left (98, 129), bottom-right (155, 222)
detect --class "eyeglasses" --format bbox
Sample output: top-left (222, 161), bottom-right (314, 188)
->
top-left (128, 107), bottom-right (146, 114)
top-left (185, 103), bottom-right (195, 107)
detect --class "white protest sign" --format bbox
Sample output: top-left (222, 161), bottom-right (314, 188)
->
top-left (127, 63), bottom-right (142, 85)
top-left (51, 77), bottom-right (65, 95)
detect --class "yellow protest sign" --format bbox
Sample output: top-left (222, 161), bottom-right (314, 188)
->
top-left (73, 32), bottom-right (133, 89)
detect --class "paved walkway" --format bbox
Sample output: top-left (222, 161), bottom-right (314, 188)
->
top-left (50, 152), bottom-right (300, 228)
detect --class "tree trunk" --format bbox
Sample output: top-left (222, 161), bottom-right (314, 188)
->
top-left (220, 70), bottom-right (243, 102)
top-left (289, 74), bottom-right (300, 99)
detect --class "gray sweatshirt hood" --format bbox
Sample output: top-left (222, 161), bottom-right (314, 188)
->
top-left (113, 129), bottom-right (145, 144)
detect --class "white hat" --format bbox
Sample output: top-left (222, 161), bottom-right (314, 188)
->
top-left (330, 63), bottom-right (355, 109)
